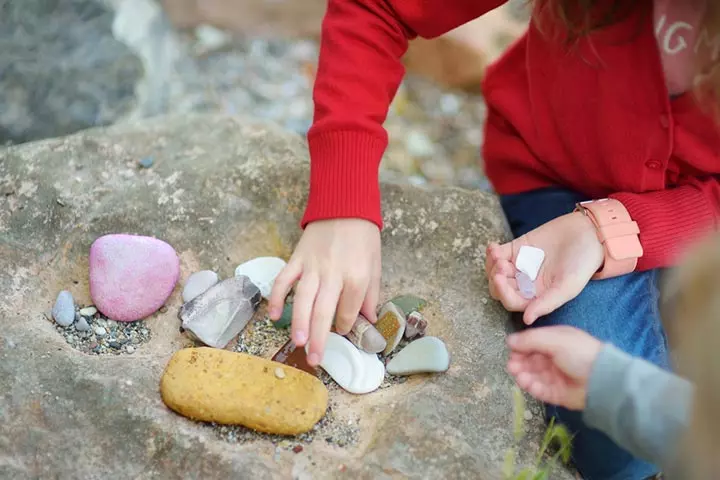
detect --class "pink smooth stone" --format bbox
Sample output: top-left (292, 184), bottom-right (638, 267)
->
top-left (89, 234), bottom-right (180, 322)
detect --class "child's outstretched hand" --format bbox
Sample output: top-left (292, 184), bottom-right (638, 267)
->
top-left (485, 212), bottom-right (604, 325)
top-left (506, 326), bottom-right (603, 410)
top-left (268, 218), bottom-right (382, 367)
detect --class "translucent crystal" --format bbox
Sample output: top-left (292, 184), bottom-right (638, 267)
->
top-left (515, 271), bottom-right (536, 300)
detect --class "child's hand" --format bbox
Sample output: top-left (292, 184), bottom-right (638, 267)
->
top-left (485, 212), bottom-right (604, 325)
top-left (268, 218), bottom-right (382, 366)
top-left (506, 326), bottom-right (603, 410)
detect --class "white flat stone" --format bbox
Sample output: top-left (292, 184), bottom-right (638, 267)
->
top-left (234, 256), bottom-right (287, 298)
top-left (349, 350), bottom-right (385, 394)
top-left (515, 245), bottom-right (545, 281)
top-left (309, 332), bottom-right (385, 394)
top-left (182, 270), bottom-right (219, 303)
top-left (308, 333), bottom-right (363, 392)
top-left (386, 336), bottom-right (450, 375)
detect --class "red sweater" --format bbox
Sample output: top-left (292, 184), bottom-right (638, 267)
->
top-left (301, 0), bottom-right (720, 271)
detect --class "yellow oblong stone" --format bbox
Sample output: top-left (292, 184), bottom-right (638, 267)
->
top-left (160, 347), bottom-right (328, 435)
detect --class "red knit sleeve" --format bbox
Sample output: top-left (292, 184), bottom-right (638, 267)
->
top-left (301, 0), bottom-right (506, 229)
top-left (610, 177), bottom-right (720, 271)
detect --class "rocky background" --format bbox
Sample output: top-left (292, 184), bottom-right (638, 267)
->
top-left (1, 0), bottom-right (529, 189)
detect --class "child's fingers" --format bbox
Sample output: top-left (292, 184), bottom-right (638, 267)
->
top-left (306, 277), bottom-right (343, 366)
top-left (335, 275), bottom-right (368, 335)
top-left (360, 259), bottom-right (381, 323)
top-left (291, 271), bottom-right (320, 348)
top-left (485, 241), bottom-right (514, 275)
top-left (268, 260), bottom-right (302, 319)
top-left (491, 270), bottom-right (529, 311)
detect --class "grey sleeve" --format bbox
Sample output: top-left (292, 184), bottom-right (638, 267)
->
top-left (582, 344), bottom-right (694, 470)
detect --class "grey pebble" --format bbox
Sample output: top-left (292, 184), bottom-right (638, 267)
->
top-left (52, 291), bottom-right (75, 327)
top-left (75, 316), bottom-right (91, 332)
top-left (126, 346), bottom-right (135, 354)
top-left (94, 326), bottom-right (107, 336)
top-left (138, 156), bottom-right (154, 168)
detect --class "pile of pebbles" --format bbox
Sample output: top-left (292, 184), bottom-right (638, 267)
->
top-left (47, 290), bottom-right (151, 355)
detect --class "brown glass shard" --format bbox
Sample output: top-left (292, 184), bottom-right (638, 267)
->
top-left (271, 339), bottom-right (318, 376)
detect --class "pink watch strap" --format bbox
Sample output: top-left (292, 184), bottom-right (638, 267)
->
top-left (576, 198), bottom-right (643, 279)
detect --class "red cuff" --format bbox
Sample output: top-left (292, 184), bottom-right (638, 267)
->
top-left (610, 187), bottom-right (716, 271)
top-left (301, 130), bottom-right (387, 229)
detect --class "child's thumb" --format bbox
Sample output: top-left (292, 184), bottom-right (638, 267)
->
top-left (523, 285), bottom-right (568, 325)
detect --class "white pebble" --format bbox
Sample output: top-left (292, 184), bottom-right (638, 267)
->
top-left (126, 346), bottom-right (135, 354)
top-left (515, 246), bottom-right (545, 281)
top-left (79, 306), bottom-right (97, 317)
top-left (274, 367), bottom-right (286, 379)
top-left (94, 326), bottom-right (107, 336)
top-left (524, 410), bottom-right (533, 421)
top-left (234, 257), bottom-right (287, 298)
top-left (182, 270), bottom-right (220, 303)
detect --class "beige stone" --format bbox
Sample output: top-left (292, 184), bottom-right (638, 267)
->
top-left (160, 347), bottom-right (328, 435)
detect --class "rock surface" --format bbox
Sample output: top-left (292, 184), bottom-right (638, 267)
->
top-left (160, 347), bottom-right (328, 435)
top-left (0, 0), bottom-right (143, 144)
top-left (0, 114), bottom-right (572, 479)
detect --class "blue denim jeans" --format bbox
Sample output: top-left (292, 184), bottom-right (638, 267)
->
top-left (500, 187), bottom-right (670, 480)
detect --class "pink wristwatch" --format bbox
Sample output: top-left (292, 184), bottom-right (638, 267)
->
top-left (574, 198), bottom-right (643, 279)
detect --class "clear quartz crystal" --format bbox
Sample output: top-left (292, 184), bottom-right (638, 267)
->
top-left (515, 271), bottom-right (536, 299)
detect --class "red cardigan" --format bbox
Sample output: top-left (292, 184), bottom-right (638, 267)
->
top-left (301, 0), bottom-right (720, 271)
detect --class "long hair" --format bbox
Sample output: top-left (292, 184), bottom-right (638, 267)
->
top-left (536, 0), bottom-right (720, 117)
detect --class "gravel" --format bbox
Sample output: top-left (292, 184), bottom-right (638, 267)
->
top-left (46, 305), bottom-right (151, 355)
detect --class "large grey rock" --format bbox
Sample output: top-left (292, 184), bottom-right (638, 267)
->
top-left (0, 114), bottom-right (572, 479)
top-left (0, 0), bottom-right (143, 144)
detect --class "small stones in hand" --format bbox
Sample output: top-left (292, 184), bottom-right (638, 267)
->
top-left (344, 314), bottom-right (386, 354)
top-left (515, 271), bottom-right (536, 300)
top-left (89, 234), bottom-right (180, 322)
top-left (52, 291), bottom-right (75, 327)
top-left (234, 256), bottom-right (287, 298)
top-left (182, 270), bottom-right (219, 303)
top-left (404, 311), bottom-right (427, 339)
top-left (386, 336), bottom-right (450, 376)
top-left (389, 294), bottom-right (427, 316)
top-left (515, 245), bottom-right (545, 281)
top-left (376, 302), bottom-right (406, 355)
top-left (179, 275), bottom-right (261, 349)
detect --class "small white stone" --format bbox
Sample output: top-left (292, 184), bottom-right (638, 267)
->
top-left (126, 345), bottom-right (135, 354)
top-left (524, 410), bottom-right (533, 421)
top-left (182, 270), bottom-right (219, 303)
top-left (79, 306), bottom-right (97, 317)
top-left (234, 256), bottom-right (287, 298)
top-left (274, 367), bottom-right (286, 379)
top-left (93, 326), bottom-right (107, 336)
top-left (386, 336), bottom-right (450, 375)
top-left (515, 246), bottom-right (545, 281)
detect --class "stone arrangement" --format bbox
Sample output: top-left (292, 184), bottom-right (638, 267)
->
top-left (50, 241), bottom-right (450, 438)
